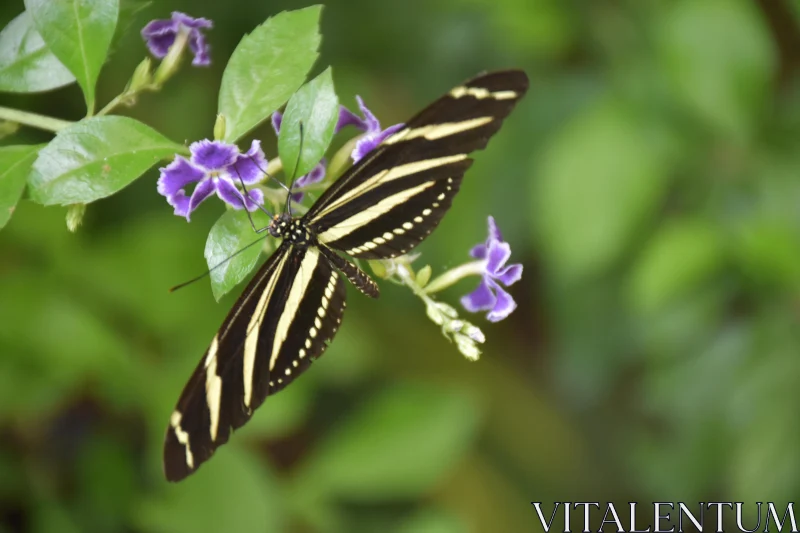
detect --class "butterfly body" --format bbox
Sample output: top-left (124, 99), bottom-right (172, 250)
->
top-left (164, 70), bottom-right (529, 481)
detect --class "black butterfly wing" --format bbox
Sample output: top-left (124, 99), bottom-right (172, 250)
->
top-left (163, 242), bottom-right (346, 481)
top-left (303, 70), bottom-right (529, 259)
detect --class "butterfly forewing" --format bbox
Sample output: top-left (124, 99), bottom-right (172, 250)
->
top-left (163, 243), bottom-right (346, 482)
top-left (305, 70), bottom-right (529, 259)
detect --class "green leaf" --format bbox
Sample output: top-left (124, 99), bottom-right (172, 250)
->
top-left (629, 218), bottom-right (726, 312)
top-left (24, 0), bottom-right (119, 113)
top-left (219, 6), bottom-right (322, 142)
top-left (28, 116), bottom-right (183, 206)
top-left (135, 449), bottom-right (285, 533)
top-left (658, 0), bottom-right (775, 139)
top-left (533, 99), bottom-right (673, 280)
top-left (296, 384), bottom-right (480, 500)
top-left (278, 67), bottom-right (339, 179)
top-left (205, 209), bottom-right (273, 301)
top-left (0, 12), bottom-right (75, 92)
top-left (0, 144), bottom-right (41, 229)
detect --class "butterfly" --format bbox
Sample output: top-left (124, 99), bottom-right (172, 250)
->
top-left (163, 70), bottom-right (529, 481)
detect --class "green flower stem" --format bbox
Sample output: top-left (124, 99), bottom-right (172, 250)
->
top-left (96, 93), bottom-right (127, 117)
top-left (326, 136), bottom-right (359, 181)
top-left (0, 106), bottom-right (73, 133)
top-left (424, 260), bottom-right (485, 294)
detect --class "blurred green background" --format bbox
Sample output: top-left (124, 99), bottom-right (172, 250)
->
top-left (2, 0), bottom-right (800, 531)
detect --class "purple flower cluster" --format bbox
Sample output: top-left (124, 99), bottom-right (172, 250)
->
top-left (141, 12), bottom-right (212, 66)
top-left (461, 217), bottom-right (523, 322)
top-left (157, 140), bottom-right (266, 221)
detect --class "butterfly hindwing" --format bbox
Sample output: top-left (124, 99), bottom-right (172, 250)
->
top-left (305, 69), bottom-right (529, 259)
top-left (163, 242), bottom-right (346, 482)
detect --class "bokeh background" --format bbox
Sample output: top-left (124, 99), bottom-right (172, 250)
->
top-left (2, 0), bottom-right (800, 531)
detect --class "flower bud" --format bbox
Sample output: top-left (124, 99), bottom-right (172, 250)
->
top-left (415, 265), bottom-right (432, 288)
top-left (129, 57), bottom-right (153, 92)
top-left (213, 114), bottom-right (226, 141)
top-left (426, 302), bottom-right (444, 325)
top-left (66, 203), bottom-right (86, 233)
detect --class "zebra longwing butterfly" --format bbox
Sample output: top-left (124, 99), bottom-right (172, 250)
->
top-left (164, 70), bottom-right (529, 481)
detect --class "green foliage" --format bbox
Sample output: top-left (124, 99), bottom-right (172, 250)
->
top-left (278, 67), bottom-right (339, 179)
top-left (534, 99), bottom-right (672, 280)
top-left (218, 6), bottom-right (322, 142)
top-left (658, 0), bottom-right (774, 139)
top-left (27, 116), bottom-right (183, 205)
top-left (0, 12), bottom-right (75, 92)
top-left (0, 144), bottom-right (41, 228)
top-left (0, 0), bottom-right (799, 531)
top-left (205, 208), bottom-right (273, 300)
top-left (136, 450), bottom-right (285, 533)
top-left (24, 0), bottom-right (119, 113)
top-left (295, 384), bottom-right (480, 501)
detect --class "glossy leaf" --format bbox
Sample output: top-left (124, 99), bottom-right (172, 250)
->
top-left (0, 12), bottom-right (75, 93)
top-left (296, 384), bottom-right (480, 500)
top-left (278, 67), bottom-right (338, 180)
top-left (218, 6), bottom-right (321, 142)
top-left (205, 208), bottom-right (273, 301)
top-left (24, 0), bottom-right (119, 112)
top-left (0, 144), bottom-right (41, 229)
top-left (28, 116), bottom-right (183, 205)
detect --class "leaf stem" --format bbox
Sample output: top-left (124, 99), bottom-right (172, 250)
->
top-left (0, 106), bottom-right (74, 133)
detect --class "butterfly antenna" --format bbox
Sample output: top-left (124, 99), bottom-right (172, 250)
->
top-left (246, 154), bottom-right (292, 194)
top-left (285, 121), bottom-right (305, 217)
top-left (169, 234), bottom-right (270, 292)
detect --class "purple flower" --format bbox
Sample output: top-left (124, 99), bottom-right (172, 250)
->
top-left (271, 111), bottom-right (327, 202)
top-left (141, 12), bottom-right (212, 66)
top-left (337, 96), bottom-right (404, 162)
top-left (157, 139), bottom-right (266, 221)
top-left (461, 217), bottom-right (523, 322)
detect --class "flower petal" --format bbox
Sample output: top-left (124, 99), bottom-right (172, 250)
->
top-left (188, 30), bottom-right (211, 66)
top-left (351, 135), bottom-right (379, 163)
top-left (157, 156), bottom-right (206, 198)
top-left (373, 122), bottom-right (404, 145)
top-left (143, 31), bottom-right (176, 58)
top-left (141, 19), bottom-right (177, 37)
top-left (271, 111), bottom-right (283, 134)
top-left (242, 188), bottom-right (264, 211)
top-left (495, 263), bottom-right (523, 286)
top-left (187, 177), bottom-right (216, 217)
top-left (486, 216), bottom-right (503, 243)
top-left (470, 243), bottom-right (488, 259)
top-left (335, 105), bottom-right (366, 132)
top-left (227, 140), bottom-right (267, 184)
top-left (167, 189), bottom-right (191, 218)
top-left (172, 12), bottom-right (213, 29)
top-left (486, 281), bottom-right (517, 322)
top-left (486, 240), bottom-right (512, 275)
top-left (356, 95), bottom-right (381, 132)
top-left (215, 177), bottom-right (263, 211)
top-left (215, 177), bottom-right (246, 209)
top-left (189, 139), bottom-right (238, 170)
top-left (460, 278), bottom-right (497, 313)
top-left (295, 159), bottom-right (326, 188)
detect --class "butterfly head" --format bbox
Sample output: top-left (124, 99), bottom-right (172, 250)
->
top-left (267, 213), bottom-right (292, 238)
